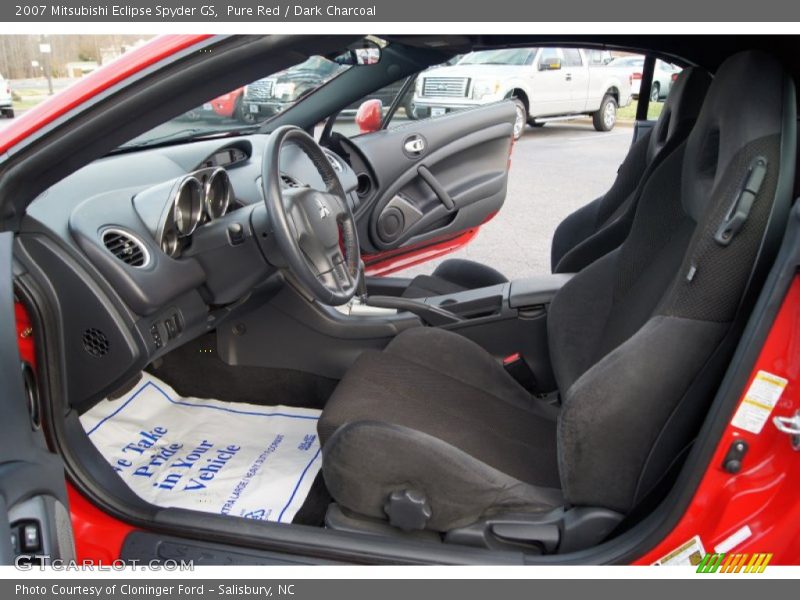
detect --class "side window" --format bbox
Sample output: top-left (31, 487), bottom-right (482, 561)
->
top-left (647, 60), bottom-right (682, 120)
top-left (328, 77), bottom-right (419, 138)
top-left (587, 50), bottom-right (606, 66)
top-left (537, 47), bottom-right (562, 68)
top-left (563, 49), bottom-right (583, 67)
top-left (329, 56), bottom-right (478, 138)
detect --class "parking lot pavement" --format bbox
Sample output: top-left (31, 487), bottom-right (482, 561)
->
top-left (394, 121), bottom-right (633, 280)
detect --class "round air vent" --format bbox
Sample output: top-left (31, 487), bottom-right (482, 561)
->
top-left (82, 328), bottom-right (109, 357)
top-left (102, 229), bottom-right (149, 268)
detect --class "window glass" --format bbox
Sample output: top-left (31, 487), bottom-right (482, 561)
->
top-left (538, 47), bottom-right (561, 65)
top-left (563, 49), bottom-right (583, 67)
top-left (122, 55), bottom-right (349, 149)
top-left (458, 48), bottom-right (535, 66)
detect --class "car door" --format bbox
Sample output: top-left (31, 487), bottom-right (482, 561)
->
top-left (529, 48), bottom-right (571, 117)
top-left (0, 232), bottom-right (74, 566)
top-left (562, 48), bottom-right (590, 112)
top-left (334, 101), bottom-right (517, 274)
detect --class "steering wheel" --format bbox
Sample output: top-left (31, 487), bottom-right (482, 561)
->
top-left (262, 126), bottom-right (361, 306)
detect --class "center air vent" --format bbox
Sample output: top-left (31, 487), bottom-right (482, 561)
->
top-left (82, 328), bottom-right (109, 357)
top-left (102, 229), bottom-right (149, 268)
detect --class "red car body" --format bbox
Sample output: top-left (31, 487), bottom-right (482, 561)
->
top-left (4, 34), bottom-right (800, 566)
top-left (209, 87), bottom-right (244, 118)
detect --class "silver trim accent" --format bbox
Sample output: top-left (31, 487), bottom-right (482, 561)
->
top-left (160, 228), bottom-right (180, 258)
top-left (422, 77), bottom-right (469, 98)
top-left (204, 167), bottom-right (232, 220)
top-left (774, 410), bottom-right (800, 450)
top-left (173, 176), bottom-right (204, 236)
top-left (404, 136), bottom-right (426, 154)
top-left (101, 227), bottom-right (151, 269)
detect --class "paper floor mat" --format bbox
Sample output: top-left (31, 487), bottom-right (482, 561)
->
top-left (80, 371), bottom-right (322, 523)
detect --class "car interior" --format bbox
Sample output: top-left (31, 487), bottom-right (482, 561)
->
top-left (8, 34), bottom-right (800, 564)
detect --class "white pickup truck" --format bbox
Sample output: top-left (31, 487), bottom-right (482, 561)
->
top-left (411, 48), bottom-right (633, 138)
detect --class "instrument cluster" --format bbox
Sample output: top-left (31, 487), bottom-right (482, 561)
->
top-left (159, 167), bottom-right (235, 258)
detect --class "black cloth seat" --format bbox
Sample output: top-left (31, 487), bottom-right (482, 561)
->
top-left (319, 51), bottom-right (796, 533)
top-left (401, 66), bottom-right (713, 299)
top-left (319, 328), bottom-right (563, 530)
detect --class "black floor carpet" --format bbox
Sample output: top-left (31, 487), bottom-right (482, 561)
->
top-left (146, 332), bottom-right (336, 525)
top-left (147, 332), bottom-right (338, 410)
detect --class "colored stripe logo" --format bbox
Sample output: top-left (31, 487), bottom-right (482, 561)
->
top-left (696, 552), bottom-right (772, 573)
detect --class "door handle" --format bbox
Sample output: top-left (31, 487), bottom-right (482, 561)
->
top-left (565, 73), bottom-right (572, 81)
top-left (417, 165), bottom-right (455, 211)
top-left (404, 135), bottom-right (426, 155)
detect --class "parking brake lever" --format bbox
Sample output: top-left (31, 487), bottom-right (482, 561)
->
top-left (364, 295), bottom-right (463, 326)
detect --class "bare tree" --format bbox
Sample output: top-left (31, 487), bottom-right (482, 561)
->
top-left (0, 34), bottom-right (155, 79)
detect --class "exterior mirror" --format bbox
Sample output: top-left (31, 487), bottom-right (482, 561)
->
top-left (538, 58), bottom-right (562, 71)
top-left (355, 99), bottom-right (383, 133)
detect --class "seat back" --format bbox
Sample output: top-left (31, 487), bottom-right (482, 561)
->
top-left (551, 67), bottom-right (712, 274)
top-left (548, 51), bottom-right (796, 513)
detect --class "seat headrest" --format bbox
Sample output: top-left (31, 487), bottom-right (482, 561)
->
top-left (647, 66), bottom-right (712, 162)
top-left (682, 50), bottom-right (792, 221)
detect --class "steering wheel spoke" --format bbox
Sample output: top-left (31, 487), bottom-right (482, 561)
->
top-left (262, 126), bottom-right (362, 305)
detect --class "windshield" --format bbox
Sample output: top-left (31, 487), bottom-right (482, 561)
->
top-left (119, 54), bottom-right (348, 150)
top-left (458, 48), bottom-right (536, 66)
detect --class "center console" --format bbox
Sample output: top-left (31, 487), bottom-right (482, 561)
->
top-left (216, 273), bottom-right (573, 389)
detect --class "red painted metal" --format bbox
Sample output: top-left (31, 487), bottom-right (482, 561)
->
top-left (636, 276), bottom-right (800, 565)
top-left (364, 211), bottom-right (498, 276)
top-left (364, 228), bottom-right (480, 276)
top-left (68, 485), bottom-right (136, 564)
top-left (0, 35), bottom-right (211, 156)
top-left (211, 87), bottom-right (244, 118)
top-left (14, 300), bottom-right (35, 369)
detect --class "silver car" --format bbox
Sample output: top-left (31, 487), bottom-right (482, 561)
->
top-left (607, 56), bottom-right (680, 102)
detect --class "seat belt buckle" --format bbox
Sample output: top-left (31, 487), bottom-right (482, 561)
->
top-left (503, 353), bottom-right (537, 392)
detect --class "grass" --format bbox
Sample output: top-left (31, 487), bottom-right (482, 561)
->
top-left (13, 98), bottom-right (44, 111)
top-left (618, 99), bottom-right (664, 122)
top-left (13, 87), bottom-right (51, 97)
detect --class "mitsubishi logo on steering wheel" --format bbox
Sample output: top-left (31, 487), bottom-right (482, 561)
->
top-left (316, 196), bottom-right (331, 219)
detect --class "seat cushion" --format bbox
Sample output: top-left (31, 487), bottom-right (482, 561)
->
top-left (318, 327), bottom-right (563, 530)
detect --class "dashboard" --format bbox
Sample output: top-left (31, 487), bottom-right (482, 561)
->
top-left (18, 133), bottom-right (359, 409)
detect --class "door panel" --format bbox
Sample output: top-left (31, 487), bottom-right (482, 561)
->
top-left (0, 232), bottom-right (74, 565)
top-left (562, 49), bottom-right (589, 112)
top-left (346, 101), bottom-right (516, 272)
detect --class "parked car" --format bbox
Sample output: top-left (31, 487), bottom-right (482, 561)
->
top-left (607, 56), bottom-right (681, 101)
top-left (0, 74), bottom-right (14, 118)
top-left (412, 47), bottom-right (633, 138)
top-left (182, 87), bottom-right (245, 122)
top-left (241, 56), bottom-right (345, 122)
